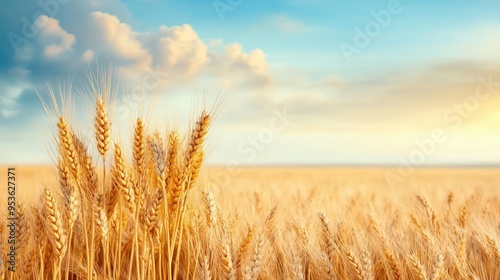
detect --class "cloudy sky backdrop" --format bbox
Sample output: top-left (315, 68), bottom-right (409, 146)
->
top-left (2, 0), bottom-right (500, 166)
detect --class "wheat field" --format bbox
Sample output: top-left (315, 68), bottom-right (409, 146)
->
top-left (1, 93), bottom-right (500, 280)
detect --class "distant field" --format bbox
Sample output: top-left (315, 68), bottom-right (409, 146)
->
top-left (4, 165), bottom-right (500, 200)
top-left (3, 165), bottom-right (500, 220)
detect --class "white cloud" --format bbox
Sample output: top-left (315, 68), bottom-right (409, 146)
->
top-left (89, 12), bottom-right (151, 66)
top-left (208, 44), bottom-right (272, 88)
top-left (153, 24), bottom-right (209, 78)
top-left (75, 12), bottom-right (273, 89)
top-left (3, 7), bottom-right (275, 128)
top-left (37, 16), bottom-right (75, 58)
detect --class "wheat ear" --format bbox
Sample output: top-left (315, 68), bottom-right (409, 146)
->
top-left (202, 189), bottom-right (216, 229)
top-left (237, 225), bottom-right (255, 276)
top-left (72, 133), bottom-right (98, 196)
top-left (67, 187), bottom-right (80, 230)
top-left (343, 248), bottom-right (363, 280)
top-left (221, 242), bottom-right (236, 280)
top-left (416, 194), bottom-right (438, 232)
top-left (200, 255), bottom-right (212, 280)
top-left (291, 248), bottom-right (304, 280)
top-left (382, 246), bottom-right (401, 280)
top-left (94, 194), bottom-right (109, 243)
top-left (486, 234), bottom-right (500, 264)
top-left (42, 188), bottom-right (67, 261)
top-left (112, 143), bottom-right (135, 214)
top-left (186, 111), bottom-right (210, 165)
top-left (430, 254), bottom-right (444, 280)
top-left (248, 233), bottom-right (265, 280)
top-left (458, 230), bottom-right (467, 268)
top-left (166, 131), bottom-right (179, 189)
top-left (167, 132), bottom-right (182, 214)
top-left (149, 132), bottom-right (167, 190)
top-left (409, 255), bottom-right (428, 280)
top-left (57, 116), bottom-right (80, 180)
top-left (183, 111), bottom-right (210, 190)
top-left (133, 117), bottom-right (145, 174)
top-left (15, 202), bottom-right (29, 253)
top-left (361, 249), bottom-right (374, 280)
top-left (143, 188), bottom-right (164, 232)
top-left (318, 211), bottom-right (336, 278)
top-left (95, 95), bottom-right (110, 158)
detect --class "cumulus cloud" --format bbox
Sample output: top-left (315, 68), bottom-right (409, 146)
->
top-left (208, 44), bottom-right (272, 88)
top-left (134, 24), bottom-right (272, 87)
top-left (37, 16), bottom-right (76, 58)
top-left (9, 9), bottom-right (273, 91)
top-left (144, 24), bottom-right (209, 79)
top-left (88, 12), bottom-right (151, 66)
top-left (1, 0), bottom-right (275, 95)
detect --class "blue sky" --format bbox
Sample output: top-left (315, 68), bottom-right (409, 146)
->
top-left (1, 0), bottom-right (500, 166)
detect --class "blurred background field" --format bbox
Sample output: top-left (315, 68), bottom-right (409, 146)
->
top-left (4, 165), bottom-right (500, 205)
